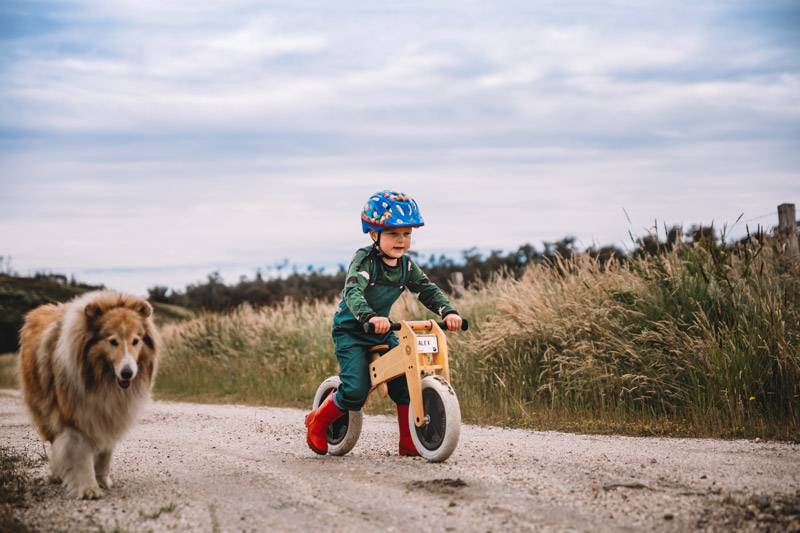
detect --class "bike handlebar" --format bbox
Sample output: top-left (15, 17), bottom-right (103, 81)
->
top-left (363, 319), bottom-right (469, 334)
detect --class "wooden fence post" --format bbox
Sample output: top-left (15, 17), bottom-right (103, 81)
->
top-left (777, 203), bottom-right (799, 260)
top-left (450, 271), bottom-right (465, 297)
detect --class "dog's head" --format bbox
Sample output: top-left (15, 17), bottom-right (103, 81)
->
top-left (82, 295), bottom-right (158, 390)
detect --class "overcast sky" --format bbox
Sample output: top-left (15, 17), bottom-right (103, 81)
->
top-left (1, 0), bottom-right (798, 294)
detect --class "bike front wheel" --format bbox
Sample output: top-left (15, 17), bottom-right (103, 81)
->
top-left (408, 375), bottom-right (461, 462)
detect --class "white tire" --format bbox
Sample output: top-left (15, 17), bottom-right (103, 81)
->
top-left (408, 376), bottom-right (461, 462)
top-left (311, 376), bottom-right (362, 456)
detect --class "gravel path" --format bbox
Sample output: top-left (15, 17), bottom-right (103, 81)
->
top-left (1, 389), bottom-right (798, 532)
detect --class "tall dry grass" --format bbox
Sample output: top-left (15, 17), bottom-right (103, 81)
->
top-left (0, 355), bottom-right (17, 389)
top-left (157, 239), bottom-right (799, 439)
top-left (157, 300), bottom-right (339, 405)
top-left (448, 241), bottom-right (799, 438)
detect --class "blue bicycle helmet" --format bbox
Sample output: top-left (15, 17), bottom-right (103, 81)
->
top-left (361, 190), bottom-right (424, 233)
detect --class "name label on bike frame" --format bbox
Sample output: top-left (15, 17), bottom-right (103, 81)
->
top-left (416, 335), bottom-right (439, 354)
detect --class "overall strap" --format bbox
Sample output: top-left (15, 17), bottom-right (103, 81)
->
top-left (368, 248), bottom-right (379, 286)
top-left (400, 255), bottom-right (409, 286)
top-left (367, 248), bottom-right (406, 289)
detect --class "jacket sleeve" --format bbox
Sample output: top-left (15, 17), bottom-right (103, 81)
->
top-left (406, 259), bottom-right (458, 318)
top-left (343, 249), bottom-right (377, 324)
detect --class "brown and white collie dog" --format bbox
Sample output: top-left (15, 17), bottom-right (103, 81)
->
top-left (18, 291), bottom-right (160, 499)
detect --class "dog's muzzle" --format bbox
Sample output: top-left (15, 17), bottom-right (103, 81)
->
top-left (115, 354), bottom-right (137, 389)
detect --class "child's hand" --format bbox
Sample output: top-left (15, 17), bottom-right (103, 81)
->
top-left (368, 316), bottom-right (391, 334)
top-left (444, 314), bottom-right (463, 331)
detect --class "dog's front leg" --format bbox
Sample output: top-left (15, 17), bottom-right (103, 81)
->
top-left (46, 442), bottom-right (63, 484)
top-left (52, 428), bottom-right (102, 499)
top-left (95, 449), bottom-right (114, 489)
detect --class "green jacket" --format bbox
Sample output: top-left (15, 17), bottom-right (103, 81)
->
top-left (332, 245), bottom-right (458, 331)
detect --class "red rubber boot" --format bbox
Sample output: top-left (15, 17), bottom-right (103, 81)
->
top-left (305, 394), bottom-right (344, 455)
top-left (397, 404), bottom-right (420, 457)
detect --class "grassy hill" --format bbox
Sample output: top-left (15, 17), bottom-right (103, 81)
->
top-left (0, 273), bottom-right (194, 354)
top-left (0, 273), bottom-right (93, 354)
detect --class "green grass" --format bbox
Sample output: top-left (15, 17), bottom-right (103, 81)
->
top-left (151, 302), bottom-right (195, 323)
top-left (157, 237), bottom-right (800, 440)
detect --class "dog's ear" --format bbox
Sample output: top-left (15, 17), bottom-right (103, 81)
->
top-left (84, 302), bottom-right (103, 322)
top-left (136, 300), bottom-right (153, 318)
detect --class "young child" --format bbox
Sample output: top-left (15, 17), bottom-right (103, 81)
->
top-left (305, 190), bottom-right (463, 456)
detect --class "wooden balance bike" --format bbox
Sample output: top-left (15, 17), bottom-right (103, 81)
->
top-left (311, 319), bottom-right (469, 462)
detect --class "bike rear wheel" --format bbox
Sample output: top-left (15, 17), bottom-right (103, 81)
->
top-left (312, 376), bottom-right (362, 456)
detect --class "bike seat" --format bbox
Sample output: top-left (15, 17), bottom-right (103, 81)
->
top-left (368, 344), bottom-right (390, 355)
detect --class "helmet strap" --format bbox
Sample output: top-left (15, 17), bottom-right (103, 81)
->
top-left (372, 231), bottom-right (385, 257)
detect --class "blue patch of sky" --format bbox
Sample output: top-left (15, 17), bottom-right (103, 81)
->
top-left (0, 1), bottom-right (67, 39)
top-left (612, 63), bottom-right (800, 84)
top-left (716, 2), bottom-right (800, 47)
top-left (605, 6), bottom-right (800, 84)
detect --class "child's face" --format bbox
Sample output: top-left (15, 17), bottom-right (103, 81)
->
top-left (372, 228), bottom-right (413, 259)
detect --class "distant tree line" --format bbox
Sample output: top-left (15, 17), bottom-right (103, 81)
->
top-left (148, 225), bottom-right (734, 312)
top-left (0, 223), bottom-right (785, 353)
top-left (147, 268), bottom-right (346, 312)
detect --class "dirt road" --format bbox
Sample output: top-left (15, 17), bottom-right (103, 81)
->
top-left (1, 389), bottom-right (798, 532)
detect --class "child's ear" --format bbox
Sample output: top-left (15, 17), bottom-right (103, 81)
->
top-left (369, 230), bottom-right (378, 242)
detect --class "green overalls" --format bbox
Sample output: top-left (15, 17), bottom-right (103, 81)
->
top-left (331, 245), bottom-right (457, 411)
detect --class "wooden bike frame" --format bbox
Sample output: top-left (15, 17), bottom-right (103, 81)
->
top-left (368, 320), bottom-right (451, 428)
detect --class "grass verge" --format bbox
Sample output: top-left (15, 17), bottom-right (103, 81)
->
top-left (0, 354), bottom-right (17, 389)
top-left (0, 446), bottom-right (37, 533)
top-left (156, 237), bottom-right (800, 441)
